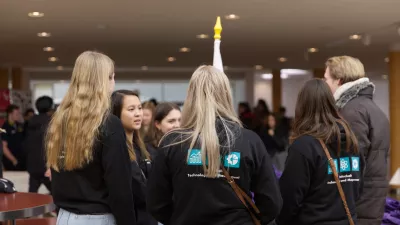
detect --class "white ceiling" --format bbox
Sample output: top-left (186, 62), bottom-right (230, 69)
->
top-left (1, 0), bottom-right (400, 74)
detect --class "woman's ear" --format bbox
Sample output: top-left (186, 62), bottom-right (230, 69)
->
top-left (155, 121), bottom-right (161, 131)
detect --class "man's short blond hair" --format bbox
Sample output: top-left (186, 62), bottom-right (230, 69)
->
top-left (325, 56), bottom-right (365, 84)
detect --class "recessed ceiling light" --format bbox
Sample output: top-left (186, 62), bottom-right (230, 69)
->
top-left (37, 32), bottom-right (51, 37)
top-left (43, 47), bottom-right (54, 52)
top-left (278, 57), bottom-right (288, 62)
top-left (385, 57), bottom-right (390, 63)
top-left (308, 48), bottom-right (319, 53)
top-left (254, 65), bottom-right (263, 70)
top-left (167, 57), bottom-right (176, 62)
top-left (179, 47), bottom-right (191, 53)
top-left (225, 14), bottom-right (240, 20)
top-left (48, 57), bottom-right (58, 62)
top-left (349, 34), bottom-right (362, 40)
top-left (56, 66), bottom-right (63, 70)
top-left (28, 12), bottom-right (44, 18)
top-left (97, 24), bottom-right (107, 29)
top-left (382, 74), bottom-right (388, 80)
top-left (196, 34), bottom-right (209, 39)
top-left (141, 66), bottom-right (149, 70)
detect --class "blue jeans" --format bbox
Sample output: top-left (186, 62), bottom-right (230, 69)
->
top-left (57, 208), bottom-right (116, 225)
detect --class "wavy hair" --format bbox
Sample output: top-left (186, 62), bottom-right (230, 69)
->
top-left (46, 51), bottom-right (114, 171)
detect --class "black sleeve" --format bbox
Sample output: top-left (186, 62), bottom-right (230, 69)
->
top-left (146, 138), bottom-right (174, 224)
top-left (276, 141), bottom-right (312, 225)
top-left (250, 135), bottom-right (283, 224)
top-left (102, 117), bottom-right (136, 225)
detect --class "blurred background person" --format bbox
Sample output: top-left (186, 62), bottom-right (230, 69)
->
top-left (141, 101), bottom-right (156, 141)
top-left (238, 102), bottom-right (254, 129)
top-left (24, 96), bottom-right (53, 193)
top-left (2, 104), bottom-right (25, 171)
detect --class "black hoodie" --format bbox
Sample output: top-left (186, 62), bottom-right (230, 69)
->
top-left (276, 125), bottom-right (364, 225)
top-left (147, 122), bottom-right (282, 225)
top-left (24, 113), bottom-right (51, 174)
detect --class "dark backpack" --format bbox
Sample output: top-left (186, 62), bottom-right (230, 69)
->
top-left (0, 178), bottom-right (17, 193)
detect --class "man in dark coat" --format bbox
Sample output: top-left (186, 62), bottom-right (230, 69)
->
top-left (24, 96), bottom-right (54, 193)
top-left (324, 56), bottom-right (390, 225)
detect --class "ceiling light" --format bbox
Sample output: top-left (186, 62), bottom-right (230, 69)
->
top-left (278, 57), bottom-right (287, 62)
top-left (254, 65), bottom-right (263, 70)
top-left (385, 57), bottom-right (390, 63)
top-left (179, 47), bottom-right (191, 53)
top-left (196, 34), bottom-right (209, 39)
top-left (167, 57), bottom-right (176, 62)
top-left (349, 34), bottom-right (362, 40)
top-left (28, 12), bottom-right (44, 18)
top-left (382, 74), bottom-right (388, 80)
top-left (261, 74), bottom-right (272, 79)
top-left (48, 57), bottom-right (58, 62)
top-left (308, 48), bottom-right (318, 53)
top-left (97, 24), bottom-right (107, 29)
top-left (225, 14), bottom-right (240, 20)
top-left (37, 32), bottom-right (51, 37)
top-left (261, 73), bottom-right (289, 80)
top-left (141, 66), bottom-right (149, 70)
top-left (56, 66), bottom-right (63, 70)
top-left (43, 47), bottom-right (54, 52)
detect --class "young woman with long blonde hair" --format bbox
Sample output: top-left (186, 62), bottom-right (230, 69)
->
top-left (46, 51), bottom-right (136, 225)
top-left (147, 65), bottom-right (282, 225)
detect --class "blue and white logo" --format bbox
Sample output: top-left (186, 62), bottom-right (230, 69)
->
top-left (224, 152), bottom-right (241, 168)
top-left (351, 157), bottom-right (360, 172)
top-left (187, 149), bottom-right (202, 166)
top-left (339, 157), bottom-right (351, 173)
top-left (328, 159), bottom-right (338, 174)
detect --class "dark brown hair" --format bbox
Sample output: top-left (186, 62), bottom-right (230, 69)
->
top-left (111, 90), bottom-right (151, 161)
top-left (291, 79), bottom-right (358, 154)
top-left (148, 102), bottom-right (180, 147)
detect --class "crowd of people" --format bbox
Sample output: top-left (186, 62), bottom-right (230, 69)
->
top-left (0, 51), bottom-right (393, 225)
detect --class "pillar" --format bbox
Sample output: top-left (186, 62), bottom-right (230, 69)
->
top-left (0, 66), bottom-right (27, 90)
top-left (272, 69), bottom-right (282, 113)
top-left (389, 51), bottom-right (400, 186)
top-left (313, 68), bottom-right (325, 79)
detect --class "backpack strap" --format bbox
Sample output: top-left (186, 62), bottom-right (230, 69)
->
top-left (318, 139), bottom-right (355, 225)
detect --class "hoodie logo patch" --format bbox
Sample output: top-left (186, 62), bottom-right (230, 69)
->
top-left (327, 159), bottom-right (338, 175)
top-left (351, 157), bottom-right (360, 172)
top-left (187, 149), bottom-right (202, 166)
top-left (339, 157), bottom-right (351, 173)
top-left (224, 152), bottom-right (241, 168)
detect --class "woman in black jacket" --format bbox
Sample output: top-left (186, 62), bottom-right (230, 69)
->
top-left (147, 66), bottom-right (282, 225)
top-left (111, 90), bottom-right (157, 225)
top-left (276, 79), bottom-right (364, 225)
top-left (46, 51), bottom-right (136, 225)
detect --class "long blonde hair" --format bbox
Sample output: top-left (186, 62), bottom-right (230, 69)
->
top-left (164, 65), bottom-right (241, 178)
top-left (46, 51), bottom-right (114, 171)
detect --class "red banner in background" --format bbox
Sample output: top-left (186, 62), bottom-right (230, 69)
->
top-left (0, 89), bottom-right (10, 126)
